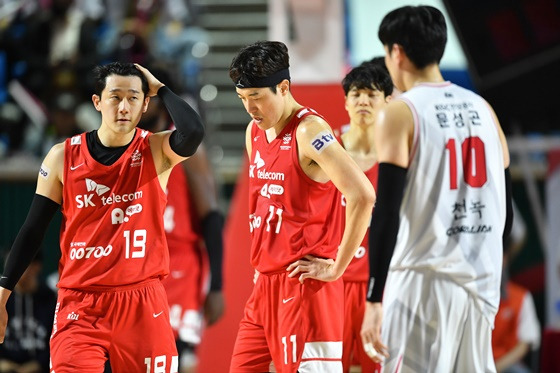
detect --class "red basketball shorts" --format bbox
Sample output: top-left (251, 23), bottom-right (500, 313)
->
top-left (50, 279), bottom-right (178, 372)
top-left (230, 271), bottom-right (344, 372)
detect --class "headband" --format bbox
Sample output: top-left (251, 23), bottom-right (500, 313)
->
top-left (236, 69), bottom-right (290, 88)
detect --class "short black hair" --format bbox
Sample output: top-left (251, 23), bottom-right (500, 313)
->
top-left (229, 41), bottom-right (290, 93)
top-left (361, 56), bottom-right (389, 75)
top-left (92, 62), bottom-right (149, 97)
top-left (342, 63), bottom-right (393, 97)
top-left (378, 5), bottom-right (447, 69)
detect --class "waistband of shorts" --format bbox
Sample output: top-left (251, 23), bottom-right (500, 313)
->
top-left (257, 256), bottom-right (334, 277)
top-left (257, 268), bottom-right (287, 276)
top-left (59, 278), bottom-right (161, 293)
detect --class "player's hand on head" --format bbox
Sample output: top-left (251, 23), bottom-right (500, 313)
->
top-left (134, 64), bottom-right (165, 97)
top-left (360, 302), bottom-right (389, 363)
top-left (204, 290), bottom-right (225, 326)
top-left (286, 255), bottom-right (337, 283)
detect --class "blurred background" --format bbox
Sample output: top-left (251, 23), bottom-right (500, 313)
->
top-left (1, 0), bottom-right (559, 371)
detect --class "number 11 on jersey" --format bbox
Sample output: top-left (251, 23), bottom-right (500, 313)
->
top-left (266, 206), bottom-right (283, 233)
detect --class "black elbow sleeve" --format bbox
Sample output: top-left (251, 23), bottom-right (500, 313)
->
top-left (201, 210), bottom-right (224, 291)
top-left (169, 126), bottom-right (205, 157)
top-left (367, 163), bottom-right (407, 303)
top-left (158, 86), bottom-right (205, 157)
top-left (0, 194), bottom-right (59, 290)
top-left (503, 167), bottom-right (513, 251)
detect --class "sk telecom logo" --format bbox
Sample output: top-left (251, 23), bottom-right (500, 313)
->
top-left (86, 178), bottom-right (110, 196)
top-left (76, 178), bottom-right (110, 208)
top-left (249, 151), bottom-right (265, 178)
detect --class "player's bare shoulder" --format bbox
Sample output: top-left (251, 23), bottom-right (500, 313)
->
top-left (296, 114), bottom-right (337, 158)
top-left (36, 141), bottom-right (65, 203)
top-left (245, 120), bottom-right (255, 157)
top-left (42, 142), bottom-right (65, 177)
top-left (148, 129), bottom-right (170, 149)
top-left (297, 113), bottom-right (330, 133)
top-left (148, 129), bottom-right (177, 174)
top-left (378, 99), bottom-right (414, 131)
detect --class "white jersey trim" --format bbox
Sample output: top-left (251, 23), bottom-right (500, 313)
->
top-left (398, 96), bottom-right (420, 165)
top-left (301, 341), bottom-right (342, 359)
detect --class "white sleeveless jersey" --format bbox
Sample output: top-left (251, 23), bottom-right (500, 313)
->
top-left (391, 82), bottom-right (505, 319)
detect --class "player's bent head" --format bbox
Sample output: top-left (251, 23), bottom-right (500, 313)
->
top-left (378, 5), bottom-right (447, 69)
top-left (229, 41), bottom-right (291, 94)
top-left (342, 64), bottom-right (393, 97)
top-left (93, 62), bottom-right (149, 98)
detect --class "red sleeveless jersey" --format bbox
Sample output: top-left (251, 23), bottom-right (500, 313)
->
top-left (340, 163), bottom-right (378, 281)
top-left (58, 129), bottom-right (169, 289)
top-left (248, 107), bottom-right (339, 273)
top-left (164, 165), bottom-right (202, 247)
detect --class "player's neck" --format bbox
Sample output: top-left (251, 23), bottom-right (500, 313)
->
top-left (266, 96), bottom-right (303, 139)
top-left (403, 64), bottom-right (444, 91)
top-left (342, 124), bottom-right (375, 156)
top-left (97, 126), bottom-right (136, 147)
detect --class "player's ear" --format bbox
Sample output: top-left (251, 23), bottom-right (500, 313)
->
top-left (392, 44), bottom-right (406, 66)
top-left (143, 96), bottom-right (150, 113)
top-left (279, 80), bottom-right (289, 95)
top-left (92, 94), bottom-right (101, 111)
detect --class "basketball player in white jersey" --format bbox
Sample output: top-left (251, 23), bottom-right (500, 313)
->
top-left (360, 6), bottom-right (513, 372)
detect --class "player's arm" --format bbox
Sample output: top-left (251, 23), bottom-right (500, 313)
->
top-left (245, 121), bottom-right (253, 158)
top-left (287, 117), bottom-right (376, 282)
top-left (0, 143), bottom-right (63, 343)
top-left (182, 144), bottom-right (225, 325)
top-left (487, 102), bottom-right (514, 248)
top-left (495, 342), bottom-right (530, 372)
top-left (136, 64), bottom-right (205, 170)
top-left (361, 100), bottom-right (413, 362)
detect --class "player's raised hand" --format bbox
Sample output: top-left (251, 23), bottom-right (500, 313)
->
top-left (286, 255), bottom-right (337, 283)
top-left (134, 64), bottom-right (165, 97)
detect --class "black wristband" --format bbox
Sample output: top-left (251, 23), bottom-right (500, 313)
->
top-left (158, 86), bottom-right (205, 157)
top-left (201, 210), bottom-right (224, 291)
top-left (0, 194), bottom-right (59, 290)
top-left (367, 163), bottom-right (407, 303)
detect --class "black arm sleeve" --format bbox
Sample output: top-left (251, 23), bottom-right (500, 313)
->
top-left (367, 163), bottom-right (407, 303)
top-left (201, 210), bottom-right (224, 291)
top-left (0, 194), bottom-right (59, 290)
top-left (158, 86), bottom-right (205, 157)
top-left (503, 167), bottom-right (513, 251)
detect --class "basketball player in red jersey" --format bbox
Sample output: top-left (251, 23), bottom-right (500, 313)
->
top-left (0, 62), bottom-right (205, 372)
top-left (337, 63), bottom-right (393, 373)
top-left (228, 41), bottom-right (376, 372)
top-left (138, 83), bottom-right (225, 373)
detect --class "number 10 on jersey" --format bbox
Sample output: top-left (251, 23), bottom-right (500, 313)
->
top-left (445, 136), bottom-right (487, 190)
